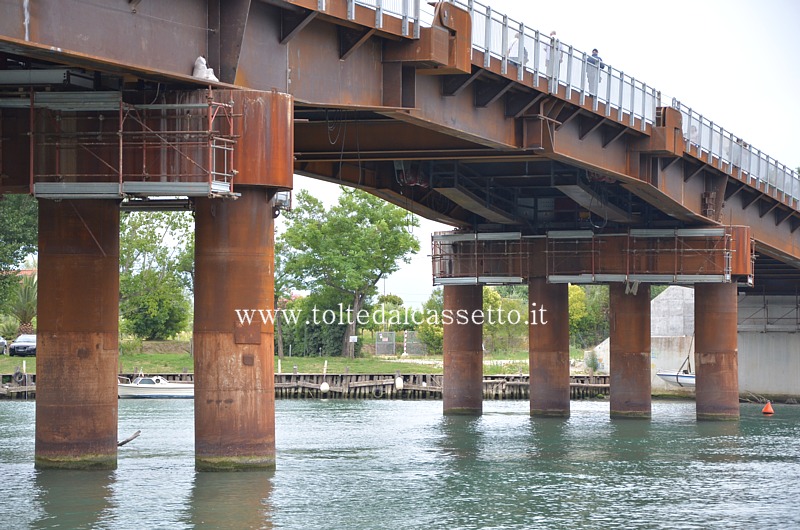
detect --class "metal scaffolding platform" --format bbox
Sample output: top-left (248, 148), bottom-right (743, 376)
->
top-left (431, 227), bottom-right (754, 286)
top-left (0, 90), bottom-right (238, 200)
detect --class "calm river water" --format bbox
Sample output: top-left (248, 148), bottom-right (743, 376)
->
top-left (0, 398), bottom-right (798, 529)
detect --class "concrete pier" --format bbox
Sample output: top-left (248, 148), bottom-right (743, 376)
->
top-left (695, 283), bottom-right (740, 420)
top-left (609, 283), bottom-right (652, 419)
top-left (35, 199), bottom-right (119, 469)
top-left (442, 284), bottom-right (483, 415)
top-left (528, 279), bottom-right (570, 417)
top-left (193, 188), bottom-right (277, 470)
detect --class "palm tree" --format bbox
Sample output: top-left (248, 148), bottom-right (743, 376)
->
top-left (10, 273), bottom-right (37, 336)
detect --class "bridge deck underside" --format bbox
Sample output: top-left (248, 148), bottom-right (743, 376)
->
top-left (0, 0), bottom-right (798, 292)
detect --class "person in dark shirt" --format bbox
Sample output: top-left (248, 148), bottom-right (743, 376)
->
top-left (587, 48), bottom-right (605, 96)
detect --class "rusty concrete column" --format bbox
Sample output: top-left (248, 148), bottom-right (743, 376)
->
top-left (36, 199), bottom-right (119, 469)
top-left (194, 187), bottom-right (276, 470)
top-left (609, 283), bottom-right (651, 419)
top-left (442, 284), bottom-right (483, 415)
top-left (695, 283), bottom-right (739, 421)
top-left (528, 278), bottom-right (570, 417)
top-left (193, 89), bottom-right (292, 470)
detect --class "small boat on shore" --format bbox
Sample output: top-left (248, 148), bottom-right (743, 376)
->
top-left (657, 347), bottom-right (695, 388)
top-left (656, 370), bottom-right (695, 388)
top-left (118, 375), bottom-right (194, 399)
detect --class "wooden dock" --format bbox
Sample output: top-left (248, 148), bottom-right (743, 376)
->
top-left (1, 373), bottom-right (611, 401)
top-left (0, 385), bottom-right (36, 399)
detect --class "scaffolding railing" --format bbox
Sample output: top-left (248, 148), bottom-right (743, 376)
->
top-left (19, 90), bottom-right (237, 199)
top-left (431, 228), bottom-right (754, 286)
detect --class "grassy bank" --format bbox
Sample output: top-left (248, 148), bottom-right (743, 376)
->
top-left (1, 352), bottom-right (536, 376)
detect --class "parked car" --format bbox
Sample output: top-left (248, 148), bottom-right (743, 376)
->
top-left (9, 334), bottom-right (36, 357)
top-left (0, 336), bottom-right (6, 355)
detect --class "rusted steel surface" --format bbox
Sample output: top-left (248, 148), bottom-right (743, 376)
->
top-left (694, 283), bottom-right (740, 421)
top-left (433, 229), bottom-right (752, 284)
top-left (528, 278), bottom-right (570, 417)
top-left (174, 89), bottom-right (295, 188)
top-left (233, 90), bottom-right (294, 189)
top-left (287, 19), bottom-right (385, 107)
top-left (0, 108), bottom-right (29, 192)
top-left (442, 284), bottom-right (483, 415)
top-left (0, 0), bottom-right (208, 81)
top-left (194, 187), bottom-right (276, 470)
top-left (609, 283), bottom-right (651, 419)
top-left (286, 0), bottom-right (418, 39)
top-left (35, 199), bottom-right (119, 469)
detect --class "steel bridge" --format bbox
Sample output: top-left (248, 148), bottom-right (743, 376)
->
top-left (1, 0), bottom-right (798, 470)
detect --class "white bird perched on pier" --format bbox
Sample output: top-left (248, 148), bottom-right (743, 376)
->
top-left (192, 56), bottom-right (219, 82)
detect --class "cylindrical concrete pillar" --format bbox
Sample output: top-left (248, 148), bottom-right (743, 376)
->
top-left (609, 283), bottom-right (651, 419)
top-left (695, 283), bottom-right (739, 421)
top-left (528, 278), bottom-right (570, 417)
top-left (194, 187), bottom-right (276, 470)
top-left (36, 199), bottom-right (119, 469)
top-left (442, 284), bottom-right (483, 415)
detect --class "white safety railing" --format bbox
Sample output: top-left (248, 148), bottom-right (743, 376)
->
top-left (464, 1), bottom-right (658, 129)
top-left (348, 0), bottom-right (422, 37)
top-left (341, 0), bottom-right (800, 209)
top-left (673, 100), bottom-right (799, 207)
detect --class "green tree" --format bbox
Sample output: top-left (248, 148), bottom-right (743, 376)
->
top-left (119, 211), bottom-right (193, 340)
top-left (568, 284), bottom-right (588, 344)
top-left (571, 284), bottom-right (609, 349)
top-left (120, 269), bottom-right (190, 340)
top-left (416, 288), bottom-right (443, 355)
top-left (274, 235), bottom-right (292, 359)
top-left (0, 194), bottom-right (38, 310)
top-left (281, 188), bottom-right (419, 357)
top-left (482, 286), bottom-right (503, 353)
top-left (10, 273), bottom-right (37, 335)
top-left (279, 289), bottom-right (353, 357)
top-left (371, 294), bottom-right (416, 333)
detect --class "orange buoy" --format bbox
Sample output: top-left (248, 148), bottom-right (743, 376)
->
top-left (762, 401), bottom-right (774, 415)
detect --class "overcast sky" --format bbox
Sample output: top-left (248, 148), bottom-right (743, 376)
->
top-left (283, 0), bottom-right (800, 308)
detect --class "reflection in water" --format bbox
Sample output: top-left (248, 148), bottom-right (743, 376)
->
top-left (0, 400), bottom-right (799, 529)
top-left (187, 471), bottom-right (274, 529)
top-left (31, 469), bottom-right (114, 530)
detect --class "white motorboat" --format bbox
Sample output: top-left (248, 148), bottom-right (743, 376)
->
top-left (118, 375), bottom-right (194, 398)
top-left (656, 370), bottom-right (695, 388)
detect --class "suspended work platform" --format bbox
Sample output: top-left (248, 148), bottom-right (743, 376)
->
top-left (432, 227), bottom-right (754, 286)
top-left (0, 89), bottom-right (238, 201)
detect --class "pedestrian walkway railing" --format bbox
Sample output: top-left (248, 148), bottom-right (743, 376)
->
top-left (343, 0), bottom-right (800, 210)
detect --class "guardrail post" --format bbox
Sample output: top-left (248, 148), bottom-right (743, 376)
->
top-left (517, 21), bottom-right (525, 82)
top-left (533, 30), bottom-right (541, 85)
top-left (501, 14), bottom-right (508, 75)
top-left (413, 0), bottom-right (420, 39)
top-left (565, 45), bottom-right (573, 100)
top-left (483, 5), bottom-right (492, 68)
top-left (629, 77), bottom-right (635, 126)
top-left (402, 0), bottom-right (409, 37)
